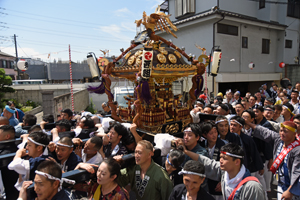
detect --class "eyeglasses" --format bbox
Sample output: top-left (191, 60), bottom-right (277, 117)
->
top-left (166, 154), bottom-right (175, 168)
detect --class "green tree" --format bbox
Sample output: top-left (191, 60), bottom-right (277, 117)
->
top-left (0, 68), bottom-right (15, 109)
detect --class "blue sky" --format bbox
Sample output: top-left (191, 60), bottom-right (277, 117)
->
top-left (0, 0), bottom-right (164, 62)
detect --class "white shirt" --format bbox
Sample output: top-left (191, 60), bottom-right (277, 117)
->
top-left (82, 150), bottom-right (103, 165)
top-left (289, 100), bottom-right (300, 115)
top-left (224, 165), bottom-right (246, 200)
top-left (8, 158), bottom-right (30, 191)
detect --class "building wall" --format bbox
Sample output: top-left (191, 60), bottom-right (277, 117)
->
top-left (215, 21), bottom-right (284, 73)
top-left (3, 89), bottom-right (73, 105)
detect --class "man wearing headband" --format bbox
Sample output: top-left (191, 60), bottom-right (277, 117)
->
top-left (176, 123), bottom-right (208, 165)
top-left (245, 120), bottom-right (300, 200)
top-left (8, 131), bottom-right (50, 191)
top-left (282, 103), bottom-right (295, 122)
top-left (169, 160), bottom-right (214, 200)
top-left (229, 116), bottom-right (264, 176)
top-left (184, 143), bottom-right (265, 199)
top-left (223, 90), bottom-right (234, 105)
top-left (215, 116), bottom-right (241, 145)
top-left (2, 105), bottom-right (19, 126)
top-left (18, 160), bottom-right (75, 200)
top-left (289, 90), bottom-right (300, 115)
top-left (51, 137), bottom-right (82, 172)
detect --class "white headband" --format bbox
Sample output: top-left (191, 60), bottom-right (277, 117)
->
top-left (215, 119), bottom-right (227, 124)
top-left (196, 101), bottom-right (203, 105)
top-left (230, 119), bottom-right (243, 127)
top-left (57, 143), bottom-right (73, 148)
top-left (35, 170), bottom-right (75, 191)
top-left (28, 137), bottom-right (46, 147)
top-left (28, 137), bottom-right (48, 155)
top-left (178, 169), bottom-right (206, 177)
top-left (221, 151), bottom-right (244, 159)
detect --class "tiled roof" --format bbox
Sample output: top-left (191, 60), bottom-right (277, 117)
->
top-left (0, 51), bottom-right (15, 58)
top-left (173, 10), bottom-right (287, 28)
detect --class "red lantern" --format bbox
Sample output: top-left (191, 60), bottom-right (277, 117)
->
top-left (279, 62), bottom-right (285, 68)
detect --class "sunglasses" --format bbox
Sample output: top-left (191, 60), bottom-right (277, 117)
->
top-left (167, 154), bottom-right (175, 168)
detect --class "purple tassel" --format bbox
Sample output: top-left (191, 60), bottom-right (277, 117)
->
top-left (194, 75), bottom-right (203, 98)
top-left (141, 80), bottom-right (152, 104)
top-left (87, 79), bottom-right (114, 100)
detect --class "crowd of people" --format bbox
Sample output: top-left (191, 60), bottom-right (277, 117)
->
top-left (0, 81), bottom-right (299, 200)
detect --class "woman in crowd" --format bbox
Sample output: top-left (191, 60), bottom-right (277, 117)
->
top-left (80, 158), bottom-right (129, 200)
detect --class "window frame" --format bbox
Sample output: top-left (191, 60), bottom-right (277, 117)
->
top-left (242, 37), bottom-right (248, 48)
top-left (262, 38), bottom-right (270, 54)
top-left (217, 23), bottom-right (239, 36)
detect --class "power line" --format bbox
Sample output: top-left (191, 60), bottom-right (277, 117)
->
top-left (1, 7), bottom-right (110, 27)
top-left (1, 12), bottom-right (135, 34)
top-left (17, 43), bottom-right (30, 58)
top-left (6, 26), bottom-right (133, 44)
top-left (6, 22), bottom-right (133, 42)
top-left (17, 38), bottom-right (121, 51)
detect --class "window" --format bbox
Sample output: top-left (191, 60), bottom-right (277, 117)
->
top-left (262, 39), bottom-right (270, 54)
top-left (10, 61), bottom-right (14, 69)
top-left (2, 60), bottom-right (7, 68)
top-left (175, 0), bottom-right (195, 18)
top-left (217, 24), bottom-right (238, 36)
top-left (285, 40), bottom-right (293, 48)
top-left (287, 0), bottom-right (300, 19)
top-left (259, 0), bottom-right (265, 9)
top-left (242, 37), bottom-right (248, 48)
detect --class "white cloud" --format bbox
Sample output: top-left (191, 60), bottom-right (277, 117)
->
top-left (1, 47), bottom-right (50, 61)
top-left (149, 0), bottom-right (164, 9)
top-left (98, 24), bottom-right (134, 41)
top-left (113, 7), bottom-right (133, 17)
top-left (121, 22), bottom-right (136, 33)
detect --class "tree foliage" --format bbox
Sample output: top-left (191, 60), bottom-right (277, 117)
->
top-left (0, 68), bottom-right (15, 108)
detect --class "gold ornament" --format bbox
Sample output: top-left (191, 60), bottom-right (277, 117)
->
top-left (168, 54), bottom-right (177, 64)
top-left (135, 50), bottom-right (143, 57)
top-left (135, 57), bottom-right (142, 65)
top-left (128, 56), bottom-right (135, 65)
top-left (157, 53), bottom-right (166, 63)
top-left (159, 47), bottom-right (168, 55)
top-left (174, 51), bottom-right (181, 58)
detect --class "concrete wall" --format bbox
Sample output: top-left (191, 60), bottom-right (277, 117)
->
top-left (3, 89), bottom-right (73, 105)
top-left (54, 89), bottom-right (89, 118)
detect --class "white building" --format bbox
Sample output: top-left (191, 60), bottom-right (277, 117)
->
top-left (158, 0), bottom-right (300, 96)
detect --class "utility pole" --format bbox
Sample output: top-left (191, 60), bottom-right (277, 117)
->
top-left (13, 34), bottom-right (20, 80)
